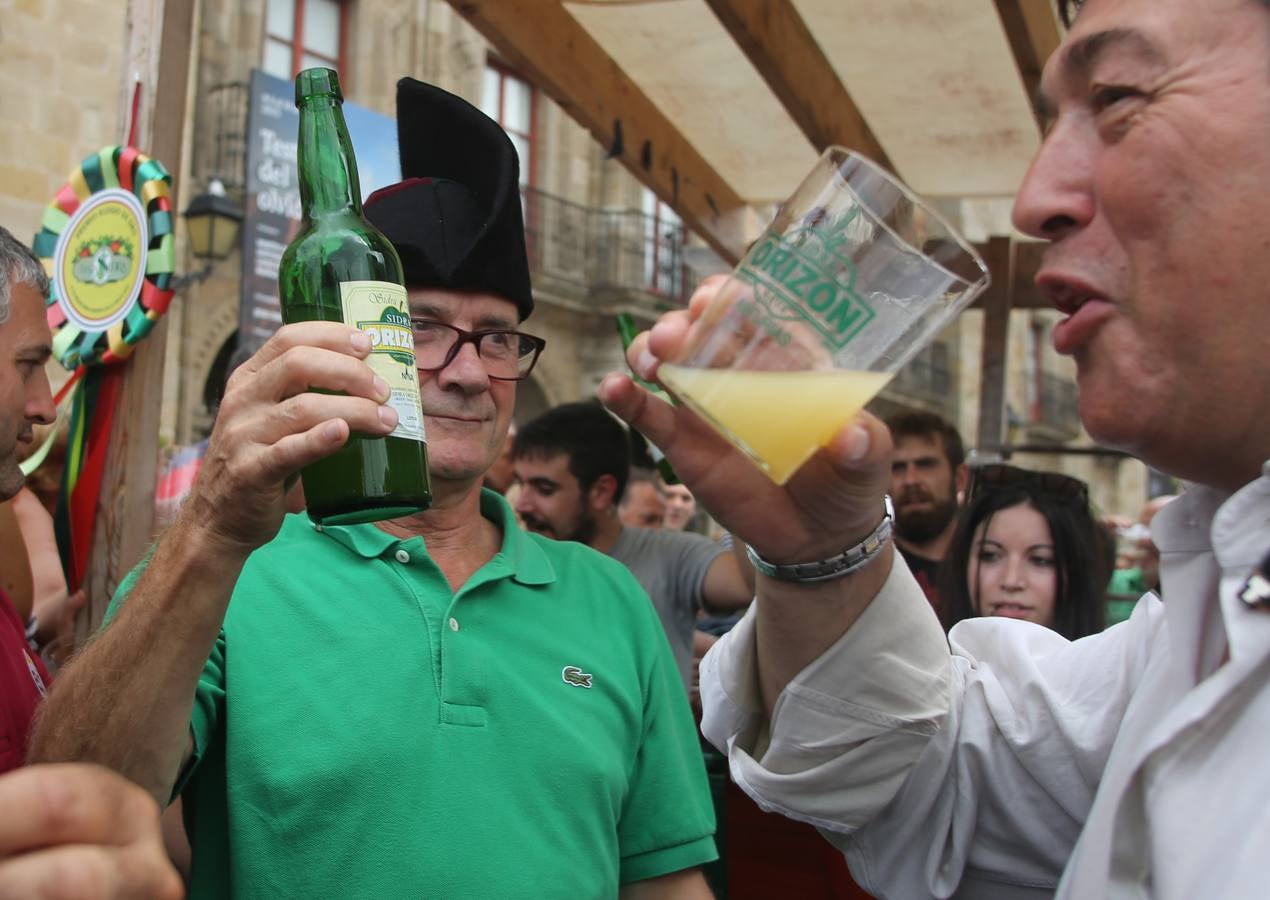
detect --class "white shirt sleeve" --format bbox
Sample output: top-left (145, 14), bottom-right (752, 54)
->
top-left (699, 557), bottom-right (1161, 898)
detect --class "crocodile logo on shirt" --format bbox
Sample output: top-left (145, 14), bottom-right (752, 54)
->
top-left (561, 666), bottom-right (593, 688)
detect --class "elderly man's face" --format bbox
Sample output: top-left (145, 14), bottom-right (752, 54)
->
top-left (1013, 0), bottom-right (1270, 488)
top-left (0, 282), bottom-right (55, 500)
top-left (408, 289), bottom-right (519, 485)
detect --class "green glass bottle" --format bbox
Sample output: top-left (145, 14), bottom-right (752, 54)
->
top-left (615, 313), bottom-right (679, 485)
top-left (279, 67), bottom-right (431, 525)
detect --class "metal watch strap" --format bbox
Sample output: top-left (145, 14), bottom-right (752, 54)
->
top-left (745, 496), bottom-right (894, 584)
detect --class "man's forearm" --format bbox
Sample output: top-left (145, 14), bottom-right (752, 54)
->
top-left (754, 543), bottom-right (894, 717)
top-left (29, 517), bottom-right (249, 805)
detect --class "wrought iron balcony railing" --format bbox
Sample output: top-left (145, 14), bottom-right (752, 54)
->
top-left (198, 77), bottom-right (697, 310)
top-left (522, 187), bottom-right (695, 308)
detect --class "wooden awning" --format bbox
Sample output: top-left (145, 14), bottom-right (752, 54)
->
top-left (451, 0), bottom-right (1062, 307)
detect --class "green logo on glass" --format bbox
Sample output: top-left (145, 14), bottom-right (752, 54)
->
top-left (359, 307), bottom-right (416, 366)
top-left (739, 214), bottom-right (875, 350)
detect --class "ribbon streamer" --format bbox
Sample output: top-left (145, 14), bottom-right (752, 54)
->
top-left (35, 138), bottom-right (178, 592)
top-left (53, 367), bottom-right (123, 591)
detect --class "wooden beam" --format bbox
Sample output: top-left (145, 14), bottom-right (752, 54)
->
top-left (703, 0), bottom-right (893, 171)
top-left (80, 0), bottom-right (194, 635)
top-left (994, 0), bottom-right (1063, 127)
top-left (449, 0), bottom-right (750, 264)
top-left (972, 239), bottom-right (1048, 310)
top-left (976, 236), bottom-right (1013, 456)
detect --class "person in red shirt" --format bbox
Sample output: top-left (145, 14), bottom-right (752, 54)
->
top-left (0, 588), bottom-right (48, 773)
top-left (0, 226), bottom-right (180, 896)
top-left (0, 226), bottom-right (56, 774)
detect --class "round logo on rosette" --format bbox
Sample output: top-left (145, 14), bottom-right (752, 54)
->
top-left (53, 189), bottom-right (149, 332)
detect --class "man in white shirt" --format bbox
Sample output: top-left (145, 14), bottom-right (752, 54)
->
top-left (598, 0), bottom-right (1270, 896)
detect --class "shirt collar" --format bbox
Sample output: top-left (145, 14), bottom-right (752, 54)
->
top-left (310, 489), bottom-right (555, 586)
top-left (480, 489), bottom-right (555, 585)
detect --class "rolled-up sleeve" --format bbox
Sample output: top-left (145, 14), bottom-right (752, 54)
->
top-left (701, 554), bottom-right (1160, 898)
top-left (700, 558), bottom-right (950, 832)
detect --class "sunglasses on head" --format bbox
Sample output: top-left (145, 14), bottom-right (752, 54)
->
top-left (967, 463), bottom-right (1090, 508)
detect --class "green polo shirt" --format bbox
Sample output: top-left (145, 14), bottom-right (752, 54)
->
top-left (112, 491), bottom-right (715, 897)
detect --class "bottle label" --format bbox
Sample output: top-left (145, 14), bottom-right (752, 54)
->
top-left (340, 280), bottom-right (426, 443)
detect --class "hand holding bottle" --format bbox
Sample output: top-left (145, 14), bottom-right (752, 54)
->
top-left (278, 67), bottom-right (431, 525)
top-left (182, 321), bottom-right (399, 555)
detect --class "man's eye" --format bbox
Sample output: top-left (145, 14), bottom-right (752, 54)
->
top-left (1090, 84), bottom-right (1141, 113)
top-left (413, 322), bottom-right (449, 340)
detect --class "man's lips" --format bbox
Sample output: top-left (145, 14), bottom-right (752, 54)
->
top-left (1037, 273), bottom-right (1116, 355)
top-left (1052, 300), bottom-right (1116, 355)
top-left (426, 413), bottom-right (488, 425)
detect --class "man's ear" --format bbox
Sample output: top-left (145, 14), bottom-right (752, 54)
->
top-left (955, 462), bottom-right (970, 503)
top-left (589, 473), bottom-right (619, 511)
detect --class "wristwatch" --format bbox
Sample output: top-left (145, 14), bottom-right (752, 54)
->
top-left (745, 496), bottom-right (894, 584)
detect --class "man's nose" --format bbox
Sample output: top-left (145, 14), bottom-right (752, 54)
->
top-left (1011, 120), bottom-right (1096, 242)
top-left (27, 368), bottom-right (56, 426)
top-left (436, 339), bottom-right (490, 391)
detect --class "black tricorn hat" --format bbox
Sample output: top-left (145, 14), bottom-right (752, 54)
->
top-left (365, 78), bottom-right (533, 320)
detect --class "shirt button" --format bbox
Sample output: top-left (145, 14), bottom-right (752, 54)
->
top-left (395, 549), bottom-right (410, 564)
top-left (448, 617), bottom-right (460, 632)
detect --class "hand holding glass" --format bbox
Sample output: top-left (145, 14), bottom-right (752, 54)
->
top-left (658, 148), bottom-right (990, 483)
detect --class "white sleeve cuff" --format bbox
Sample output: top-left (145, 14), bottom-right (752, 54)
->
top-left (700, 553), bottom-right (951, 833)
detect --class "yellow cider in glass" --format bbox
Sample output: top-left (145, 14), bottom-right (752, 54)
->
top-left (658, 364), bottom-right (893, 484)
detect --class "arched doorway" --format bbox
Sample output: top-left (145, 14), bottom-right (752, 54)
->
top-left (199, 331), bottom-right (240, 436)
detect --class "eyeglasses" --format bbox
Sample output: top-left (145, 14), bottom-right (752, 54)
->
top-left (410, 319), bottom-right (546, 381)
top-left (967, 463), bottom-right (1089, 508)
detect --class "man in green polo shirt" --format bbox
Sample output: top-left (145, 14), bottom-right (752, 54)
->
top-left (31, 79), bottom-right (716, 898)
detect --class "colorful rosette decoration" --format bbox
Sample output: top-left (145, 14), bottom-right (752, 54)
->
top-left (31, 146), bottom-right (176, 590)
top-left (34, 146), bottom-right (175, 368)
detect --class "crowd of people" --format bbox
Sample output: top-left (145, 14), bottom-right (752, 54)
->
top-left (0, 0), bottom-right (1266, 896)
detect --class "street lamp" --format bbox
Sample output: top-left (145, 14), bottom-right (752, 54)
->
top-left (177, 179), bottom-right (243, 287)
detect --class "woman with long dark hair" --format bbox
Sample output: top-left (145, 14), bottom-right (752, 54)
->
top-left (939, 464), bottom-right (1108, 640)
